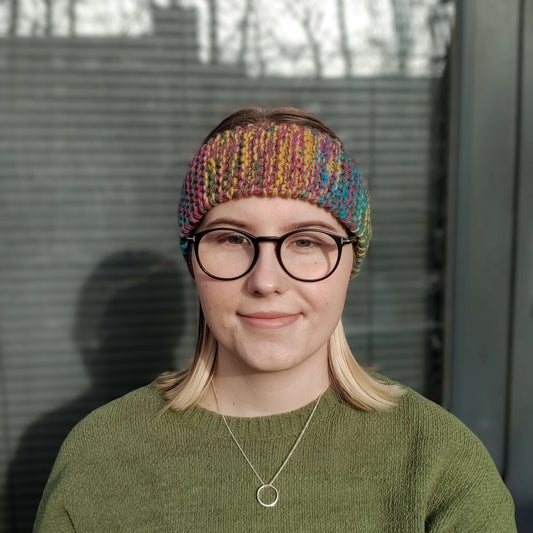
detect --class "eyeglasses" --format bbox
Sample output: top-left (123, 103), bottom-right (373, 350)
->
top-left (186, 228), bottom-right (357, 282)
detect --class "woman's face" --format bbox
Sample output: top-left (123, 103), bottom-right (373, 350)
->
top-left (193, 196), bottom-right (353, 378)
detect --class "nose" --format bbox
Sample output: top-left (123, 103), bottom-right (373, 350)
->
top-left (245, 242), bottom-right (288, 295)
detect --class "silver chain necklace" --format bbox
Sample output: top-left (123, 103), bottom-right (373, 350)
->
top-left (212, 383), bottom-right (323, 508)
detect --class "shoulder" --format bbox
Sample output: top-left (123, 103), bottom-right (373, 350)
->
top-left (361, 373), bottom-right (488, 451)
top-left (58, 383), bottom-right (167, 456)
top-left (346, 373), bottom-right (512, 492)
top-left (77, 382), bottom-right (164, 426)
top-left (395, 385), bottom-right (481, 443)
top-left (394, 387), bottom-right (499, 475)
top-left (370, 381), bottom-right (502, 474)
top-left (362, 378), bottom-right (516, 531)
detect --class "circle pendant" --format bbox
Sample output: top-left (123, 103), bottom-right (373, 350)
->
top-left (256, 484), bottom-right (279, 507)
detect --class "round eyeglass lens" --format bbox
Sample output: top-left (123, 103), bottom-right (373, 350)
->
top-left (281, 230), bottom-right (339, 280)
top-left (196, 229), bottom-right (255, 279)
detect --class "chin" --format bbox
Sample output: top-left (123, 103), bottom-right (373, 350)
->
top-left (248, 359), bottom-right (299, 374)
top-left (240, 345), bottom-right (325, 375)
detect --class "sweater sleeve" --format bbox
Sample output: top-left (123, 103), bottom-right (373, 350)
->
top-left (32, 415), bottom-right (85, 533)
top-left (33, 486), bottom-right (76, 533)
top-left (424, 422), bottom-right (516, 533)
top-left (32, 386), bottom-right (162, 532)
top-left (32, 405), bottom-right (95, 532)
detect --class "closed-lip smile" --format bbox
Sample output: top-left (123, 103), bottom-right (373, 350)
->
top-left (237, 311), bottom-right (301, 329)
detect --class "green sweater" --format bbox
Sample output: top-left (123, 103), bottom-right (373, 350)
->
top-left (34, 383), bottom-right (516, 532)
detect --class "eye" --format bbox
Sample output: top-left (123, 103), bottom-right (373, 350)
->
top-left (294, 238), bottom-right (314, 248)
top-left (214, 231), bottom-right (251, 246)
top-left (227, 234), bottom-right (245, 245)
top-left (283, 230), bottom-right (337, 257)
top-left (285, 231), bottom-right (332, 251)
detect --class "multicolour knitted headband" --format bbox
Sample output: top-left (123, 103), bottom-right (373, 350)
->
top-left (178, 122), bottom-right (371, 276)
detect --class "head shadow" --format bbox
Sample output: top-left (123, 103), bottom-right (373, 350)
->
top-left (5, 249), bottom-right (185, 532)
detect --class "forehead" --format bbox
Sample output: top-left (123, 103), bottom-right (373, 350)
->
top-left (198, 197), bottom-right (346, 234)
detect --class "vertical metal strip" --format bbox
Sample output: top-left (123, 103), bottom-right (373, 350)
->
top-left (444, 0), bottom-right (520, 469)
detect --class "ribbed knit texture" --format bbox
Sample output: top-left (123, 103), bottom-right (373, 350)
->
top-left (35, 383), bottom-right (516, 532)
top-left (178, 123), bottom-right (371, 276)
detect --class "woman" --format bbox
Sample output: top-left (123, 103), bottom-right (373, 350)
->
top-left (35, 107), bottom-right (516, 532)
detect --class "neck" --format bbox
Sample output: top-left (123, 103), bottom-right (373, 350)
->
top-left (200, 358), bottom-right (330, 417)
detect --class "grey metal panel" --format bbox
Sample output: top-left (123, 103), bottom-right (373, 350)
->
top-left (506, 0), bottom-right (533, 527)
top-left (445, 0), bottom-right (520, 469)
top-left (0, 344), bottom-right (10, 530)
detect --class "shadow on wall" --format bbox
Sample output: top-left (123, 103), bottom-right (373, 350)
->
top-left (5, 250), bottom-right (185, 532)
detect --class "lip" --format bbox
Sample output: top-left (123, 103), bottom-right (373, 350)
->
top-left (238, 312), bottom-right (301, 329)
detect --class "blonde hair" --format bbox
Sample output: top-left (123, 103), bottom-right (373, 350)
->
top-left (158, 309), bottom-right (405, 412)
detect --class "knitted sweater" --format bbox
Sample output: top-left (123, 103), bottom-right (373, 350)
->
top-left (34, 383), bottom-right (516, 532)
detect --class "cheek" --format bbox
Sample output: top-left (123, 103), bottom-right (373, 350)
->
top-left (196, 281), bottom-right (222, 312)
top-left (194, 275), bottom-right (240, 324)
top-left (308, 279), bottom-right (348, 316)
top-left (193, 260), bottom-right (217, 310)
top-left (315, 272), bottom-right (351, 317)
top-left (196, 283), bottom-right (212, 313)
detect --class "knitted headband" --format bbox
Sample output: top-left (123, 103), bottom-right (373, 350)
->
top-left (179, 122), bottom-right (371, 276)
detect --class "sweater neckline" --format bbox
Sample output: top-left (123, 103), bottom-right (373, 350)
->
top-left (172, 387), bottom-right (342, 439)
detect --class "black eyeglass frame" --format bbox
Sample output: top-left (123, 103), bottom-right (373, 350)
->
top-left (186, 227), bottom-right (358, 282)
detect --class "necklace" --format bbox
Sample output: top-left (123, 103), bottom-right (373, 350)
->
top-left (212, 383), bottom-right (322, 508)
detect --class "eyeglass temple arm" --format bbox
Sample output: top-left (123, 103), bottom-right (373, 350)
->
top-left (341, 235), bottom-right (358, 245)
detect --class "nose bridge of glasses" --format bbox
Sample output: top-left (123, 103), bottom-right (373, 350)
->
top-left (255, 235), bottom-right (283, 245)
top-left (253, 236), bottom-right (283, 266)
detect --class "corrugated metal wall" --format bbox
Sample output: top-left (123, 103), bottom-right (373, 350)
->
top-left (0, 4), bottom-right (449, 530)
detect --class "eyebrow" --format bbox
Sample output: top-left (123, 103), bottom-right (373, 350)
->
top-left (202, 217), bottom-right (340, 233)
